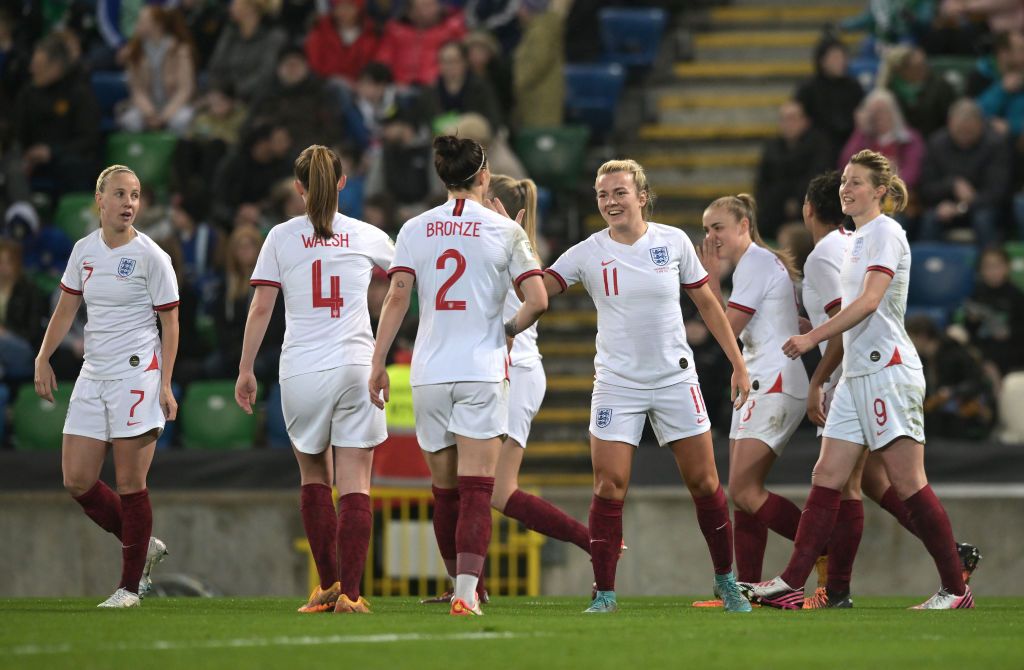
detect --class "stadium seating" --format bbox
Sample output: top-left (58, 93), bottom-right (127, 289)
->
top-left (564, 63), bottom-right (626, 137)
top-left (12, 382), bottom-right (72, 450)
top-left (513, 125), bottom-right (590, 193)
top-left (91, 70), bottom-right (130, 132)
top-left (998, 371), bottom-right (1024, 444)
top-left (905, 304), bottom-right (949, 329)
top-left (179, 380), bottom-right (256, 450)
top-left (265, 383), bottom-right (290, 449)
top-left (106, 131), bottom-right (178, 194)
top-left (598, 7), bottom-right (667, 69)
top-left (1005, 241), bottom-right (1024, 291)
top-left (849, 55), bottom-right (880, 91)
top-left (908, 242), bottom-right (976, 312)
top-left (53, 192), bottom-right (100, 241)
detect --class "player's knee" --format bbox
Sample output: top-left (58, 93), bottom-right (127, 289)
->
top-left (810, 461), bottom-right (847, 490)
top-left (841, 478), bottom-right (863, 500)
top-left (490, 486), bottom-right (514, 512)
top-left (114, 478), bottom-right (146, 495)
top-left (63, 476), bottom-right (93, 498)
top-left (593, 474), bottom-right (628, 500)
top-left (687, 473), bottom-right (719, 499)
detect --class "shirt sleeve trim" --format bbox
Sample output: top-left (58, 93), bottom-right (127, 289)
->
top-left (866, 265), bottom-right (895, 277)
top-left (544, 268), bottom-right (567, 293)
top-left (824, 298), bottom-right (842, 313)
top-left (59, 282), bottom-right (83, 295)
top-left (250, 279), bottom-right (282, 288)
top-left (727, 301), bottom-right (756, 315)
top-left (514, 269), bottom-right (544, 287)
top-left (153, 300), bottom-right (180, 311)
top-left (387, 266), bottom-right (416, 278)
top-left (681, 274), bottom-right (709, 289)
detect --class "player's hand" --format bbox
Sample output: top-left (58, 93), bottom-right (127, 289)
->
top-left (730, 365), bottom-right (751, 409)
top-left (160, 383), bottom-right (178, 421)
top-left (697, 236), bottom-right (720, 277)
top-left (782, 334), bottom-right (814, 359)
top-left (33, 357), bottom-right (57, 403)
top-left (234, 371), bottom-right (258, 415)
top-left (806, 383), bottom-right (826, 426)
top-left (369, 365), bottom-right (390, 409)
top-left (485, 197), bottom-right (525, 226)
top-left (798, 316), bottom-right (812, 335)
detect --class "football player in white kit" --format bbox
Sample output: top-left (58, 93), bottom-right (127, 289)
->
top-left (800, 171), bottom-right (981, 609)
top-left (34, 165), bottom-right (177, 608)
top-left (542, 160), bottom-right (752, 614)
top-left (369, 136), bottom-right (548, 616)
top-left (698, 194), bottom-right (809, 589)
top-left (744, 149), bottom-right (975, 610)
top-left (235, 145), bottom-right (392, 615)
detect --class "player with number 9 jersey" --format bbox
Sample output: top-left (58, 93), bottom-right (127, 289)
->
top-left (236, 146), bottom-right (391, 615)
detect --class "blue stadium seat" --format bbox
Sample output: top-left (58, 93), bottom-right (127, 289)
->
top-left (849, 56), bottom-right (880, 91)
top-left (598, 7), bottom-right (667, 68)
top-left (92, 70), bottom-right (129, 132)
top-left (908, 242), bottom-right (976, 310)
top-left (564, 63), bottom-right (626, 137)
top-left (265, 382), bottom-right (289, 449)
top-left (905, 305), bottom-right (949, 329)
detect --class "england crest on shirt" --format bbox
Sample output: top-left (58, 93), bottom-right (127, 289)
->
top-left (595, 407), bottom-right (613, 428)
top-left (649, 246), bottom-right (669, 266)
top-left (117, 257), bottom-right (137, 277)
top-left (850, 237), bottom-right (864, 262)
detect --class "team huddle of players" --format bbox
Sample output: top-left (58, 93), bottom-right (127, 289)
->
top-left (35, 134), bottom-right (977, 613)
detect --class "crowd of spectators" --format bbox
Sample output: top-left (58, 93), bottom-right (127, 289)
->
top-left (0, 0), bottom-right (598, 438)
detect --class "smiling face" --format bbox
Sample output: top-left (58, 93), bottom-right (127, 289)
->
top-left (595, 171), bottom-right (646, 229)
top-left (96, 171), bottom-right (142, 233)
top-left (839, 162), bottom-right (885, 220)
top-left (701, 204), bottom-right (748, 260)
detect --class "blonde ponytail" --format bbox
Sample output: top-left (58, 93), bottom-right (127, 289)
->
top-left (294, 145), bottom-right (343, 241)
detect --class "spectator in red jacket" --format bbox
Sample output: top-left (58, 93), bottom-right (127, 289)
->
top-left (375, 0), bottom-right (466, 86)
top-left (305, 0), bottom-right (379, 84)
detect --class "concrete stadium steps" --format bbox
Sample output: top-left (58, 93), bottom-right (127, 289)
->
top-left (657, 104), bottom-right (780, 127)
top-left (538, 339), bottom-right (597, 358)
top-left (707, 4), bottom-right (862, 28)
top-left (656, 88), bottom-right (791, 112)
top-left (693, 30), bottom-right (863, 50)
top-left (638, 122), bottom-right (776, 142)
top-left (673, 60), bottom-right (812, 80)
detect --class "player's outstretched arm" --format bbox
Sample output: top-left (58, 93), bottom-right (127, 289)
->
top-left (33, 290), bottom-right (82, 402)
top-left (505, 275), bottom-right (548, 338)
top-left (234, 285), bottom-right (279, 415)
top-left (157, 307), bottom-right (179, 421)
top-left (369, 271), bottom-right (414, 409)
top-left (688, 282), bottom-right (750, 407)
top-left (783, 270), bottom-right (892, 359)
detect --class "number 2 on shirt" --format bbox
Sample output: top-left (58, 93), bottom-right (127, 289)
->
top-left (436, 249), bottom-right (467, 311)
top-left (311, 259), bottom-right (343, 318)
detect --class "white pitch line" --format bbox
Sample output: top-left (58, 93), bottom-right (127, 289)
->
top-left (8, 631), bottom-right (535, 656)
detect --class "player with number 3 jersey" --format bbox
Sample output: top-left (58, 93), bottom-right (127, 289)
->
top-left (236, 145), bottom-right (392, 615)
top-left (542, 159), bottom-right (752, 614)
top-left (370, 136), bottom-right (547, 617)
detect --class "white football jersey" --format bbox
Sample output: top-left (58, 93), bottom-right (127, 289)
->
top-left (60, 230), bottom-right (179, 380)
top-left (803, 227), bottom-right (851, 388)
top-left (504, 288), bottom-right (540, 368)
top-left (728, 243), bottom-right (808, 398)
top-left (546, 223), bottom-right (707, 389)
top-left (389, 198), bottom-right (542, 385)
top-left (839, 214), bottom-right (922, 377)
top-left (251, 213), bottom-right (394, 381)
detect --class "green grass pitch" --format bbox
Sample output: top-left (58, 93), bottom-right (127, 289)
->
top-left (2, 597), bottom-right (1022, 670)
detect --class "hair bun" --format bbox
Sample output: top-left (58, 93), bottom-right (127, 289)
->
top-left (432, 135), bottom-right (463, 157)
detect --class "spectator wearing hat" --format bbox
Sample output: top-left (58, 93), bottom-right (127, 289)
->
top-left (513, 0), bottom-right (567, 129)
top-left (375, 0), bottom-right (466, 86)
top-left (305, 0), bottom-right (379, 84)
top-left (794, 35), bottom-right (865, 164)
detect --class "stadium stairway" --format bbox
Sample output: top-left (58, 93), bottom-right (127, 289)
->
top-left (520, 0), bottom-right (864, 482)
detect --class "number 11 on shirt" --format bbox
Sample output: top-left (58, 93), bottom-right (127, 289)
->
top-left (603, 266), bottom-right (619, 296)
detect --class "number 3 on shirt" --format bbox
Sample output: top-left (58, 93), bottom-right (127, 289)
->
top-left (436, 249), bottom-right (467, 311)
top-left (311, 259), bottom-right (343, 318)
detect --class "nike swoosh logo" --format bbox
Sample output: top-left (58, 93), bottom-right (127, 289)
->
top-left (715, 523), bottom-right (727, 531)
top-left (127, 421), bottom-right (142, 426)
top-left (590, 539), bottom-right (608, 544)
top-left (601, 260), bottom-right (615, 266)
top-left (876, 429), bottom-right (888, 436)
top-left (696, 417), bottom-right (707, 424)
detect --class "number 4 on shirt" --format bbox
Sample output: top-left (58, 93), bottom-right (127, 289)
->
top-left (311, 259), bottom-right (343, 318)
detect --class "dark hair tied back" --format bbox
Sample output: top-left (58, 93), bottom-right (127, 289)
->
top-left (433, 135), bottom-right (487, 190)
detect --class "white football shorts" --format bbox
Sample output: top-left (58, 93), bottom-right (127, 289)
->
top-left (729, 391), bottom-right (804, 455)
top-left (64, 370), bottom-right (165, 442)
top-left (412, 380), bottom-right (509, 452)
top-left (589, 379), bottom-right (711, 447)
top-left (280, 365), bottom-right (387, 454)
top-left (507, 363), bottom-right (546, 448)
top-left (822, 364), bottom-right (926, 451)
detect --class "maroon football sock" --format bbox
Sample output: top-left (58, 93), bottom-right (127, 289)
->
top-left (879, 485), bottom-right (917, 535)
top-left (503, 489), bottom-right (590, 553)
top-left (337, 492), bottom-right (371, 601)
top-left (693, 486), bottom-right (733, 575)
top-left (455, 476), bottom-right (494, 578)
top-left (826, 499), bottom-right (864, 595)
top-left (589, 495), bottom-right (624, 592)
top-left (780, 485), bottom-right (841, 589)
top-left (733, 509), bottom-right (768, 582)
top-left (904, 485), bottom-right (966, 595)
top-left (117, 489), bottom-right (152, 594)
top-left (300, 484), bottom-right (338, 589)
top-left (431, 485), bottom-right (460, 579)
top-left (73, 480), bottom-right (123, 540)
top-left (754, 491), bottom-right (802, 541)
